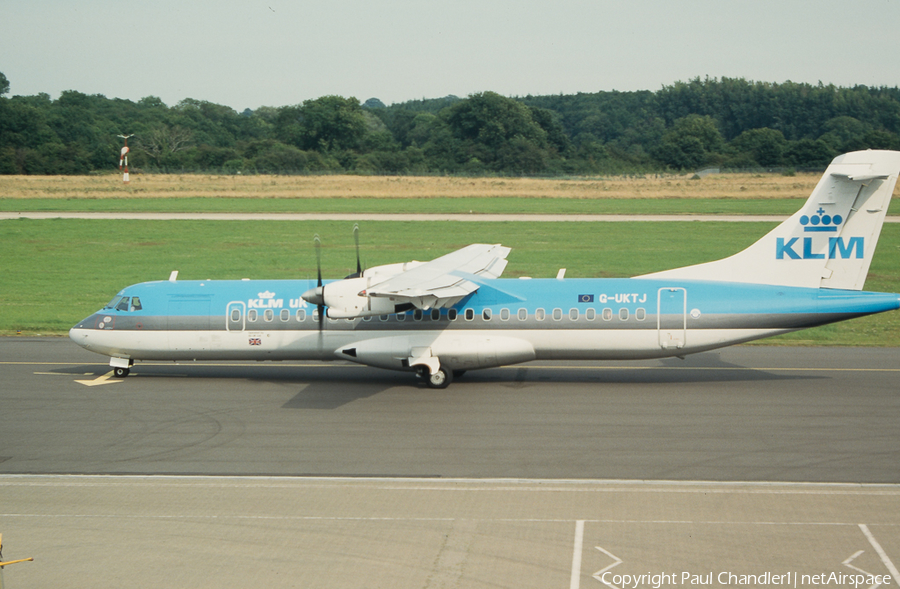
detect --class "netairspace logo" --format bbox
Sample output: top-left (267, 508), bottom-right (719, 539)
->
top-left (597, 571), bottom-right (893, 588)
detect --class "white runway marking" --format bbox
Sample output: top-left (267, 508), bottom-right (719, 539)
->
top-left (860, 524), bottom-right (900, 587)
top-left (570, 520), bottom-right (584, 589)
top-left (592, 546), bottom-right (623, 589)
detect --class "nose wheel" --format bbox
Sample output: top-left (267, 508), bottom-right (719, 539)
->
top-left (113, 366), bottom-right (130, 378)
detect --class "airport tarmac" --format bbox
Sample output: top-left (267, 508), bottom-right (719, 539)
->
top-left (1, 338), bottom-right (899, 588)
top-left (2, 475), bottom-right (900, 589)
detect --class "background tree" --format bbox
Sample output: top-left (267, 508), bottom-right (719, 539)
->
top-left (729, 128), bottom-right (786, 167)
top-left (277, 95), bottom-right (367, 153)
top-left (653, 115), bottom-right (724, 169)
top-left (2, 77), bottom-right (900, 175)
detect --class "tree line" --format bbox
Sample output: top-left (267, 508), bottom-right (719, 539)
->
top-left (1, 72), bottom-right (899, 176)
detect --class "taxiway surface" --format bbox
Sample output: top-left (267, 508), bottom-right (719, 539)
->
top-left (1, 337), bottom-right (898, 481)
top-left (2, 338), bottom-right (899, 588)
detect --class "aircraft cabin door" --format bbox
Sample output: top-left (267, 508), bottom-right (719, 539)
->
top-left (226, 301), bottom-right (246, 332)
top-left (657, 287), bottom-right (687, 350)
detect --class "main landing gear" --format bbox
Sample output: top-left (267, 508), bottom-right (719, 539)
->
top-left (417, 366), bottom-right (454, 389)
top-left (416, 367), bottom-right (467, 389)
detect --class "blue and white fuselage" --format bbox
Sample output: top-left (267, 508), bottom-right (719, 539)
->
top-left (71, 277), bottom-right (900, 361)
top-left (69, 151), bottom-right (900, 387)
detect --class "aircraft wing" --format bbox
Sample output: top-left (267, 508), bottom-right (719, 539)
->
top-left (366, 243), bottom-right (511, 310)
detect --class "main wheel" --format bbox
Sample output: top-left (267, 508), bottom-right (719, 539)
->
top-left (426, 368), bottom-right (453, 389)
top-left (113, 367), bottom-right (130, 378)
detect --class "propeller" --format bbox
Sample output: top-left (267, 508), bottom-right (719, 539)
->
top-left (345, 223), bottom-right (363, 278)
top-left (354, 223), bottom-right (362, 277)
top-left (301, 235), bottom-right (326, 328)
top-left (301, 225), bottom-right (366, 328)
top-left (314, 234), bottom-right (324, 330)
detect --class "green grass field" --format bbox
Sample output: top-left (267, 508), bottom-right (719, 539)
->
top-left (0, 196), bottom-right (808, 216)
top-left (3, 218), bottom-right (899, 344)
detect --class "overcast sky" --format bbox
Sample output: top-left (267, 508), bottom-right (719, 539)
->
top-left (2, 0), bottom-right (899, 111)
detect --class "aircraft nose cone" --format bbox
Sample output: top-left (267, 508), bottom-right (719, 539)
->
top-left (69, 325), bottom-right (92, 350)
top-left (302, 286), bottom-right (324, 306)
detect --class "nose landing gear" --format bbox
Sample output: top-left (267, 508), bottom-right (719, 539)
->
top-left (110, 357), bottom-right (133, 378)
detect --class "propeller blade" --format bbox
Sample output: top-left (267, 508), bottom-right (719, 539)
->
top-left (313, 233), bottom-right (325, 328)
top-left (314, 234), bottom-right (322, 287)
top-left (354, 223), bottom-right (362, 277)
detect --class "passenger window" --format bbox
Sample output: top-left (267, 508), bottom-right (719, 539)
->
top-left (552, 308), bottom-right (563, 321)
top-left (500, 308), bottom-right (510, 321)
top-left (482, 309), bottom-right (492, 321)
top-left (602, 308), bottom-right (613, 321)
top-left (116, 297), bottom-right (130, 312)
top-left (414, 310), bottom-right (423, 321)
top-left (535, 308), bottom-right (545, 321)
top-left (280, 309), bottom-right (290, 321)
top-left (397, 313), bottom-right (406, 322)
top-left (130, 297), bottom-right (142, 311)
top-left (586, 308), bottom-right (596, 320)
top-left (517, 308), bottom-right (527, 321)
top-left (636, 308), bottom-right (646, 321)
top-left (264, 309), bottom-right (274, 322)
top-left (465, 309), bottom-right (474, 321)
top-left (380, 315), bottom-right (389, 321)
top-left (297, 309), bottom-right (306, 321)
top-left (231, 309), bottom-right (241, 322)
top-left (431, 309), bottom-right (441, 321)
top-left (448, 309), bottom-right (458, 321)
top-left (249, 309), bottom-right (258, 322)
top-left (619, 308), bottom-right (629, 321)
top-left (569, 308), bottom-right (579, 320)
top-left (311, 309), bottom-right (319, 322)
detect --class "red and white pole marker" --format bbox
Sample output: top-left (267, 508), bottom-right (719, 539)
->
top-left (117, 134), bottom-right (134, 184)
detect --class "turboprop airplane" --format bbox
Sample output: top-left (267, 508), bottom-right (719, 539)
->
top-left (70, 150), bottom-right (900, 388)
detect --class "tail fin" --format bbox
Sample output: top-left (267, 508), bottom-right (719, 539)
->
top-left (639, 150), bottom-right (900, 290)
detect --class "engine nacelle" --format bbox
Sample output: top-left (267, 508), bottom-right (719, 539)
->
top-left (335, 334), bottom-right (536, 372)
top-left (321, 276), bottom-right (397, 318)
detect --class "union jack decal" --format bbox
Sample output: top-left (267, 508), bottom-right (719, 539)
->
top-left (249, 337), bottom-right (262, 346)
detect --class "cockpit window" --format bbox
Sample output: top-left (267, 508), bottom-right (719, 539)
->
top-left (104, 295), bottom-right (142, 312)
top-left (105, 296), bottom-right (126, 310)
